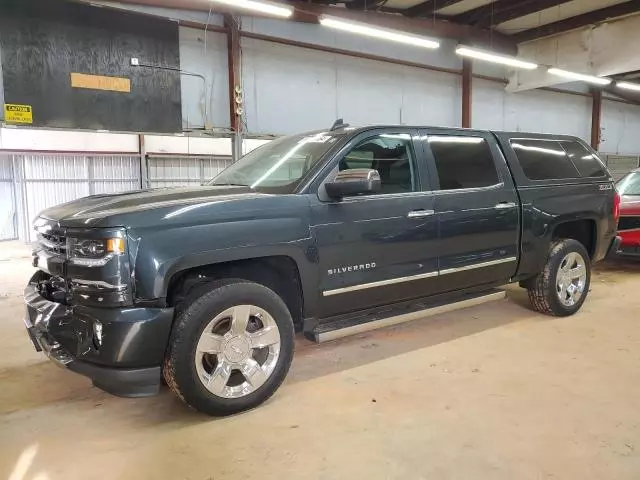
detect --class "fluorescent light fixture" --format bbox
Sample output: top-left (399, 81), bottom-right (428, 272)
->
top-left (617, 81), bottom-right (640, 91)
top-left (319, 15), bottom-right (440, 49)
top-left (547, 68), bottom-right (611, 85)
top-left (209, 0), bottom-right (293, 17)
top-left (455, 46), bottom-right (537, 70)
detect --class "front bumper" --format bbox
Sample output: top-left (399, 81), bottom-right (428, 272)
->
top-left (24, 272), bottom-right (174, 397)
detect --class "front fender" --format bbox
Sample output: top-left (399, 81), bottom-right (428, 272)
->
top-left (128, 217), bottom-right (318, 314)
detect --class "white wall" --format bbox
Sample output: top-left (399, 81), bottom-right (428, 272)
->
top-left (473, 79), bottom-right (592, 140)
top-left (179, 26), bottom-right (230, 130)
top-left (241, 36), bottom-right (600, 142)
top-left (242, 17), bottom-right (461, 71)
top-left (601, 101), bottom-right (640, 155)
top-left (242, 38), bottom-right (461, 135)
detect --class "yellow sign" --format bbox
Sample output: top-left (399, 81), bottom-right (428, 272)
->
top-left (70, 72), bottom-right (131, 93)
top-left (4, 104), bottom-right (33, 124)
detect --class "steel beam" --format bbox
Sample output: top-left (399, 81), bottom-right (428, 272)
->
top-left (453, 0), bottom-right (573, 28)
top-left (513, 0), bottom-right (640, 43)
top-left (224, 14), bottom-right (241, 134)
top-left (288, 2), bottom-right (516, 54)
top-left (405, 0), bottom-right (466, 18)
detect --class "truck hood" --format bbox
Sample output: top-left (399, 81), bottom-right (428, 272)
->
top-left (39, 185), bottom-right (264, 228)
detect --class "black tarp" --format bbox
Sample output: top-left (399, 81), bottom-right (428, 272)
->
top-left (0, 0), bottom-right (182, 132)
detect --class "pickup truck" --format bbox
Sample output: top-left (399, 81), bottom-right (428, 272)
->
top-left (24, 124), bottom-right (621, 416)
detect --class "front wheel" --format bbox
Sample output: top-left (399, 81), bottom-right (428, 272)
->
top-left (163, 279), bottom-right (294, 416)
top-left (527, 239), bottom-right (591, 317)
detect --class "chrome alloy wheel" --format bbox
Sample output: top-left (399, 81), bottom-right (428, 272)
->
top-left (195, 305), bottom-right (281, 399)
top-left (556, 251), bottom-right (587, 307)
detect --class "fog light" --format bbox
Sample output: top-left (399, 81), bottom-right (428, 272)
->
top-left (93, 321), bottom-right (103, 347)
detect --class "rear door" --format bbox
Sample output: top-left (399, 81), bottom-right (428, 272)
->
top-left (418, 129), bottom-right (520, 291)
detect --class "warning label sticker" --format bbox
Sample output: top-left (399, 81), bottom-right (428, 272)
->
top-left (4, 104), bottom-right (33, 124)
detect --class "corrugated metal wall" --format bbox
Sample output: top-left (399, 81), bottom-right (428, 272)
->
top-left (147, 154), bottom-right (233, 188)
top-left (604, 154), bottom-right (640, 180)
top-left (0, 131), bottom-right (240, 242)
top-left (2, 153), bottom-right (141, 241)
top-left (0, 154), bottom-right (16, 240)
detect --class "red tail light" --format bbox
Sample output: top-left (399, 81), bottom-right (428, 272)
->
top-left (614, 190), bottom-right (621, 222)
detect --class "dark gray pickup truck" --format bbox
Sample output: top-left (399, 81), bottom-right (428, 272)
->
top-left (24, 124), bottom-right (621, 416)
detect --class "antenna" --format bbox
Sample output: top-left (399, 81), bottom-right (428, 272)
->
top-left (330, 118), bottom-right (350, 131)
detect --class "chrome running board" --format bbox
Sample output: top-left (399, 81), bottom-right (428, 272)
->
top-left (309, 289), bottom-right (506, 343)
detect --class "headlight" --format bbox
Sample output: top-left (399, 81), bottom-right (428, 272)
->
top-left (67, 237), bottom-right (125, 267)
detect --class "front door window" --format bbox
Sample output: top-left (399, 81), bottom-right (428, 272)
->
top-left (338, 133), bottom-right (419, 194)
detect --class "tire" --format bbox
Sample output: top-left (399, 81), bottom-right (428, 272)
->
top-left (163, 279), bottom-right (294, 416)
top-left (527, 239), bottom-right (591, 317)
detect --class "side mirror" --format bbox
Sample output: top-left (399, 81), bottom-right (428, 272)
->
top-left (325, 168), bottom-right (381, 200)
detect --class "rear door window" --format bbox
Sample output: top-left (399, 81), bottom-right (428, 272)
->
top-left (561, 141), bottom-right (606, 178)
top-left (427, 135), bottom-right (500, 190)
top-left (510, 139), bottom-right (580, 180)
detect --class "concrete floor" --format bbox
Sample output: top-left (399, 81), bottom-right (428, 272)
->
top-left (1, 242), bottom-right (640, 480)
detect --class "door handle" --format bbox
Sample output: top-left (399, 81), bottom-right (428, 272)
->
top-left (407, 209), bottom-right (435, 218)
top-left (494, 202), bottom-right (516, 210)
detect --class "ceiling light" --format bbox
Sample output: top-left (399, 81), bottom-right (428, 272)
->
top-left (209, 0), bottom-right (293, 17)
top-left (617, 81), bottom-right (640, 91)
top-left (455, 46), bottom-right (537, 70)
top-left (319, 16), bottom-right (440, 49)
top-left (547, 68), bottom-right (611, 85)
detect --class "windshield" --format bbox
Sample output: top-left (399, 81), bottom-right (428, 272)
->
top-left (616, 171), bottom-right (640, 195)
top-left (209, 132), bottom-right (344, 193)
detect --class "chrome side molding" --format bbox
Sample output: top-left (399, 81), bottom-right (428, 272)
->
top-left (407, 209), bottom-right (435, 218)
top-left (439, 256), bottom-right (517, 276)
top-left (322, 256), bottom-right (516, 296)
top-left (323, 270), bottom-right (439, 297)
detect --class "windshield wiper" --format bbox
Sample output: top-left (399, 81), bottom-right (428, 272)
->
top-left (209, 182), bottom-right (253, 188)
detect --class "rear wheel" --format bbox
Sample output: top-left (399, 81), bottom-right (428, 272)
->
top-left (527, 239), bottom-right (591, 317)
top-left (164, 279), bottom-right (294, 416)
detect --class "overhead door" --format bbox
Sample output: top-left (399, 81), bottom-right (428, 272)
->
top-left (604, 154), bottom-right (639, 180)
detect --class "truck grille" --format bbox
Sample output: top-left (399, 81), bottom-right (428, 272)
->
top-left (37, 231), bottom-right (67, 256)
top-left (618, 216), bottom-right (640, 232)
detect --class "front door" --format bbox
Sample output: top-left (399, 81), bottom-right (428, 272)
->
top-left (310, 128), bottom-right (439, 318)
top-left (419, 129), bottom-right (520, 292)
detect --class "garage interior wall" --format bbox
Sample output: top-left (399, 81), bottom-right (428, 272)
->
top-left (240, 17), bottom-right (597, 141)
top-left (179, 26), bottom-right (230, 131)
top-left (3, 1), bottom-right (639, 149)
top-left (601, 101), bottom-right (640, 155)
top-left (2, 2), bottom-right (640, 242)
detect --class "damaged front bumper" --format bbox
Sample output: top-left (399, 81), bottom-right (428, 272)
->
top-left (24, 271), bottom-right (174, 397)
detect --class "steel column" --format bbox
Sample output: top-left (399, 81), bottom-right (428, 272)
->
top-left (462, 59), bottom-right (473, 128)
top-left (591, 88), bottom-right (603, 150)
